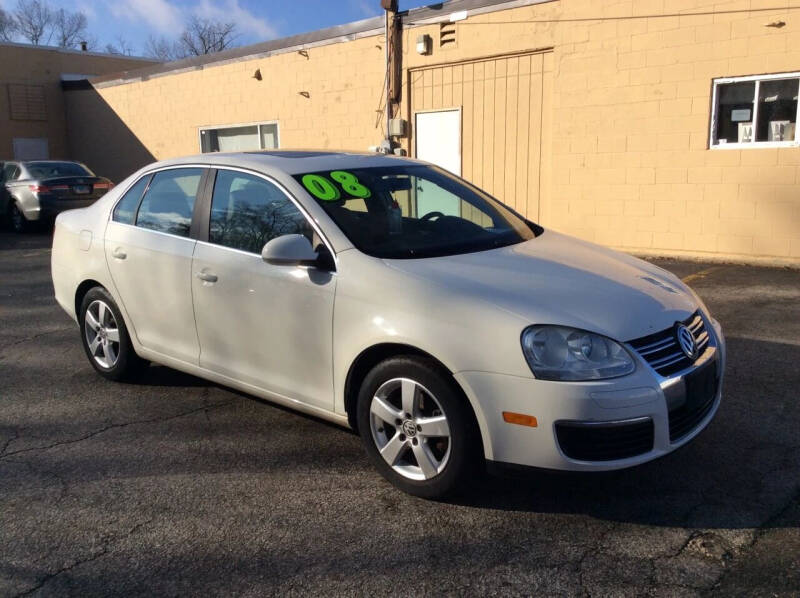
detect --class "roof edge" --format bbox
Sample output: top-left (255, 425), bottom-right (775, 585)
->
top-left (0, 40), bottom-right (158, 63)
top-left (86, 0), bottom-right (554, 89)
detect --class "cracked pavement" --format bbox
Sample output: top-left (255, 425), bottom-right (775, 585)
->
top-left (1, 230), bottom-right (798, 596)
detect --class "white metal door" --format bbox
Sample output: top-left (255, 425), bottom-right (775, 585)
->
top-left (415, 109), bottom-right (462, 217)
top-left (415, 109), bottom-right (461, 175)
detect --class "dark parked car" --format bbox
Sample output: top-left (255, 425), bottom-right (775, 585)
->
top-left (1, 160), bottom-right (113, 232)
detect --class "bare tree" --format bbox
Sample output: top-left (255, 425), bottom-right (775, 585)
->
top-left (14, 0), bottom-right (53, 45)
top-left (105, 35), bottom-right (135, 56)
top-left (0, 8), bottom-right (17, 42)
top-left (52, 7), bottom-right (87, 49)
top-left (179, 16), bottom-right (237, 56)
top-left (145, 18), bottom-right (238, 62)
top-left (144, 34), bottom-right (185, 62)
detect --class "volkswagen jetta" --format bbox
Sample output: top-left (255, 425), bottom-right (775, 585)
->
top-left (51, 151), bottom-right (725, 498)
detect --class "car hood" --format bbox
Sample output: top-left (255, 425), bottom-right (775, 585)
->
top-left (383, 230), bottom-right (699, 342)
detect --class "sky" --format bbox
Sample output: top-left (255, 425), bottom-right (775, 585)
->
top-left (0, 0), bottom-right (431, 55)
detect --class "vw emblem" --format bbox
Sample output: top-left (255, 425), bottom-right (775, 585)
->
top-left (675, 324), bottom-right (697, 360)
top-left (401, 420), bottom-right (417, 438)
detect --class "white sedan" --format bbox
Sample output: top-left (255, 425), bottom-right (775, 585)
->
top-left (52, 151), bottom-right (725, 498)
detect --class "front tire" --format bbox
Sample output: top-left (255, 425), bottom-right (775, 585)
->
top-left (356, 356), bottom-right (481, 499)
top-left (79, 287), bottom-right (146, 381)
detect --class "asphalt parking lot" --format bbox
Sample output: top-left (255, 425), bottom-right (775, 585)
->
top-left (1, 229), bottom-right (798, 597)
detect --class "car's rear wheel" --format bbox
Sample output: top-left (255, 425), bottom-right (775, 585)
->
top-left (79, 287), bottom-right (146, 381)
top-left (9, 202), bottom-right (28, 233)
top-left (356, 356), bottom-right (481, 499)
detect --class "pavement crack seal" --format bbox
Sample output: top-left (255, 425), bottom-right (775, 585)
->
top-left (0, 426), bottom-right (20, 457)
top-left (11, 518), bottom-right (154, 598)
top-left (0, 400), bottom-right (236, 461)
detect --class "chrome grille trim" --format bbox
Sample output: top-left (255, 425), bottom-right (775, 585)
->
top-left (627, 311), bottom-right (711, 377)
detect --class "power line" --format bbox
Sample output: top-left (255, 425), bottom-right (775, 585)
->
top-left (406, 5), bottom-right (800, 26)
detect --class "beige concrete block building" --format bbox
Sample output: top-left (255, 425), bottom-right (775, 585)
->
top-left (0, 43), bottom-right (155, 162)
top-left (54, 0), bottom-right (800, 263)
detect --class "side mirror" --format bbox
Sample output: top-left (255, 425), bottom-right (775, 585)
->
top-left (262, 234), bottom-right (319, 266)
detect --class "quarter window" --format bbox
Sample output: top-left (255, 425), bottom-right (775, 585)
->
top-left (112, 175), bottom-right (151, 225)
top-left (136, 168), bottom-right (203, 237)
top-left (200, 122), bottom-right (279, 153)
top-left (712, 73), bottom-right (799, 147)
top-left (2, 164), bottom-right (19, 181)
top-left (209, 170), bottom-right (312, 254)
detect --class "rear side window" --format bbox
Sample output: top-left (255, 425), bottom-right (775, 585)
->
top-left (209, 170), bottom-right (312, 254)
top-left (112, 175), bottom-right (150, 224)
top-left (136, 168), bottom-right (203, 238)
top-left (2, 164), bottom-right (19, 182)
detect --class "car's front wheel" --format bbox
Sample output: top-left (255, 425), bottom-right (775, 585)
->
top-left (357, 356), bottom-right (481, 499)
top-left (79, 287), bottom-right (146, 381)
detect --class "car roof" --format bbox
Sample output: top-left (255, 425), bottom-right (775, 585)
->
top-left (149, 150), bottom-right (424, 176)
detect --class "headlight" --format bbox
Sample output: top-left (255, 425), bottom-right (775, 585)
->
top-left (521, 325), bottom-right (635, 381)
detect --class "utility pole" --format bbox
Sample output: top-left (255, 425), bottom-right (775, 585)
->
top-left (381, 0), bottom-right (399, 152)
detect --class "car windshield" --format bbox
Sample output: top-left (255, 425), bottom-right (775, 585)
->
top-left (25, 161), bottom-right (93, 179)
top-left (293, 164), bottom-right (538, 259)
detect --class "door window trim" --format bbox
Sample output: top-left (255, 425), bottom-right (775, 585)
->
top-left (108, 164), bottom-right (211, 242)
top-left (198, 166), bottom-right (337, 267)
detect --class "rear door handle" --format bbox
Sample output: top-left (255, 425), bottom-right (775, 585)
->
top-left (111, 248), bottom-right (127, 260)
top-left (196, 271), bottom-right (218, 283)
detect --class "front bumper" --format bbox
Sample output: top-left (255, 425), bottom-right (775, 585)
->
top-left (455, 317), bottom-right (725, 472)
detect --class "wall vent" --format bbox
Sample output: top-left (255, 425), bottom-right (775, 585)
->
top-left (439, 22), bottom-right (457, 48)
top-left (8, 84), bottom-right (47, 121)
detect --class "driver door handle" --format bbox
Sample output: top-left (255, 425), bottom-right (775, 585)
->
top-left (111, 248), bottom-right (127, 260)
top-left (196, 271), bottom-right (218, 283)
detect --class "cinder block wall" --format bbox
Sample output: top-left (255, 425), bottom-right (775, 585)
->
top-left (73, 0), bottom-right (800, 263)
top-left (0, 44), bottom-right (155, 160)
top-left (547, 0), bottom-right (800, 262)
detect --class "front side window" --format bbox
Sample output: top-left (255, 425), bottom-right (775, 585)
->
top-left (136, 168), bottom-right (203, 237)
top-left (293, 165), bottom-right (536, 259)
top-left (712, 74), bottom-right (799, 147)
top-left (209, 170), bottom-right (312, 254)
top-left (200, 122), bottom-right (279, 153)
top-left (112, 175), bottom-right (151, 225)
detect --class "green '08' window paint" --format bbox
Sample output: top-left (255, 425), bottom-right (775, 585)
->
top-left (300, 171), bottom-right (372, 201)
top-left (301, 174), bottom-right (340, 201)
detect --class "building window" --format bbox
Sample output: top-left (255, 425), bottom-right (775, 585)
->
top-left (199, 122), bottom-right (279, 153)
top-left (711, 73), bottom-right (799, 148)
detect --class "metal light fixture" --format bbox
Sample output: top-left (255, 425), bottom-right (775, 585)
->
top-left (416, 34), bottom-right (432, 55)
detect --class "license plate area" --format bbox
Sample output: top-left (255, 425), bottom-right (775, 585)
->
top-left (73, 185), bottom-right (90, 195)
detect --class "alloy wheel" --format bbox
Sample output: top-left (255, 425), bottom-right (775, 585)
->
top-left (369, 377), bottom-right (451, 481)
top-left (83, 299), bottom-right (121, 368)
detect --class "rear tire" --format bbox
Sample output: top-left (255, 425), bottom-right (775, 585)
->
top-left (9, 202), bottom-right (28, 233)
top-left (356, 356), bottom-right (481, 499)
top-left (79, 287), bottom-right (146, 381)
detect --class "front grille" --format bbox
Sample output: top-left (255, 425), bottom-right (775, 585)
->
top-left (628, 311), bottom-right (710, 377)
top-left (555, 418), bottom-right (654, 461)
top-left (669, 360), bottom-right (719, 442)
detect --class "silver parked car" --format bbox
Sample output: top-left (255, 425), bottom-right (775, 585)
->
top-left (1, 160), bottom-right (114, 232)
top-left (51, 151), bottom-right (724, 499)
